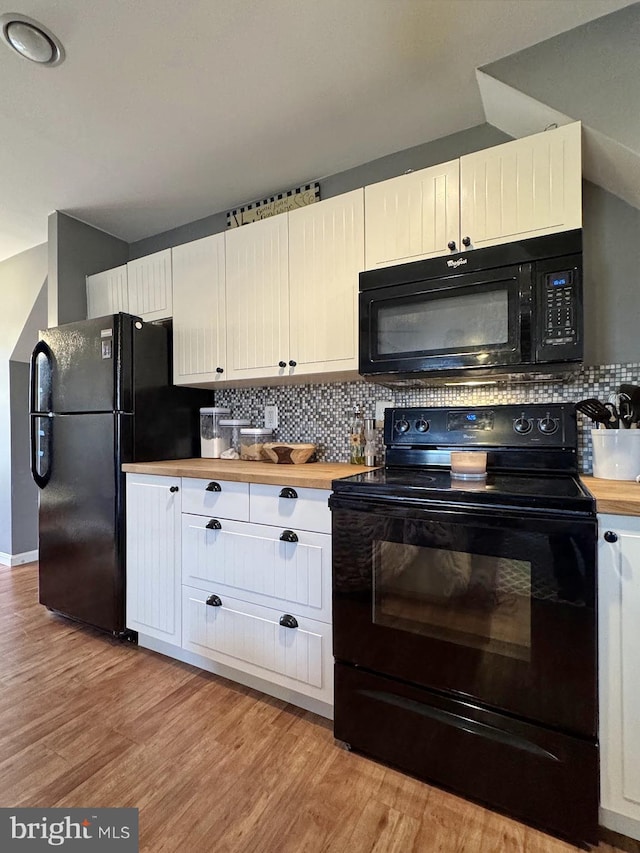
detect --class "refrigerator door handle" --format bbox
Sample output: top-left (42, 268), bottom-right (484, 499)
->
top-left (30, 339), bottom-right (52, 414)
top-left (30, 414), bottom-right (52, 490)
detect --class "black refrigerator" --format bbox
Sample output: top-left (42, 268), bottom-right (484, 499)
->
top-left (29, 313), bottom-right (212, 636)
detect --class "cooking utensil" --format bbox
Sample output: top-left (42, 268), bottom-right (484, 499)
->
top-left (575, 398), bottom-right (614, 428)
top-left (605, 402), bottom-right (620, 429)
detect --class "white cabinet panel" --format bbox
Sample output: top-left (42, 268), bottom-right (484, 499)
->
top-left (249, 484), bottom-right (331, 534)
top-left (172, 234), bottom-right (226, 385)
top-left (599, 514), bottom-right (640, 841)
top-left (460, 123), bottom-right (582, 250)
top-left (225, 216), bottom-right (289, 381)
top-left (182, 515), bottom-right (331, 622)
top-left (86, 265), bottom-right (128, 319)
top-left (126, 473), bottom-right (181, 645)
top-left (182, 586), bottom-right (332, 701)
top-left (364, 160), bottom-right (460, 269)
top-left (127, 249), bottom-right (173, 322)
top-left (180, 477), bottom-right (249, 521)
top-left (288, 190), bottom-right (363, 375)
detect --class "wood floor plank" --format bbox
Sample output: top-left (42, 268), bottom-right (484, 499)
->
top-left (0, 562), bottom-right (634, 852)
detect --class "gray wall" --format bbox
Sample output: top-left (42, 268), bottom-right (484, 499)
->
top-left (128, 124), bottom-right (511, 259)
top-left (0, 243), bottom-right (48, 558)
top-left (48, 212), bottom-right (129, 327)
top-left (482, 3), bottom-right (640, 153)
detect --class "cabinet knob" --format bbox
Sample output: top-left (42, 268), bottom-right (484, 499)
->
top-left (205, 481), bottom-right (221, 492)
top-left (169, 485), bottom-right (179, 493)
top-left (278, 361), bottom-right (287, 368)
top-left (279, 614), bottom-right (298, 629)
top-left (447, 241), bottom-right (457, 251)
top-left (206, 594), bottom-right (222, 607)
top-left (462, 236), bottom-right (471, 247)
top-left (206, 519), bottom-right (222, 530)
top-left (289, 360), bottom-right (297, 367)
top-left (279, 487), bottom-right (298, 499)
top-left (280, 529), bottom-right (298, 543)
top-left (604, 531), bottom-right (618, 543)
top-left (216, 367), bottom-right (224, 374)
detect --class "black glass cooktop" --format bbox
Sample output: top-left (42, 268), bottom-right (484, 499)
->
top-left (331, 467), bottom-right (595, 514)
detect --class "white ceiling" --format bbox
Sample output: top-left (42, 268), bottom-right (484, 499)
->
top-left (0, 0), bottom-right (634, 263)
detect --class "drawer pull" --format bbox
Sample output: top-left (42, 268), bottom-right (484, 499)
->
top-left (206, 519), bottom-right (222, 530)
top-left (169, 485), bottom-right (179, 493)
top-left (206, 594), bottom-right (222, 607)
top-left (279, 614), bottom-right (298, 629)
top-left (205, 481), bottom-right (222, 492)
top-left (280, 529), bottom-right (298, 543)
top-left (279, 487), bottom-right (298, 499)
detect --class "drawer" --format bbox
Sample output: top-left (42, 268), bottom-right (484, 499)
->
top-left (181, 478), bottom-right (249, 520)
top-left (182, 586), bottom-right (333, 703)
top-left (249, 484), bottom-right (330, 533)
top-left (182, 515), bottom-right (331, 622)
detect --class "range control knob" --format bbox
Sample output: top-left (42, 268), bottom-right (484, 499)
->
top-left (395, 419), bottom-right (410, 434)
top-left (415, 419), bottom-right (430, 433)
top-left (538, 415), bottom-right (559, 435)
top-left (513, 415), bottom-right (533, 435)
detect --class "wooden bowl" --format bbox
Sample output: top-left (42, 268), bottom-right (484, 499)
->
top-left (262, 443), bottom-right (317, 464)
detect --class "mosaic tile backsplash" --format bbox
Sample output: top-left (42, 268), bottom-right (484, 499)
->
top-left (214, 363), bottom-right (640, 473)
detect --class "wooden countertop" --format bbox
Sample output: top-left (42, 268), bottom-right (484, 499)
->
top-left (122, 458), bottom-right (375, 490)
top-left (580, 476), bottom-right (640, 516)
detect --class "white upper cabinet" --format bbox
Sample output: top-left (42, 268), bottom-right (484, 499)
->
top-left (364, 160), bottom-right (460, 269)
top-left (288, 190), bottom-right (363, 376)
top-left (86, 265), bottom-right (128, 318)
top-left (459, 122), bottom-right (582, 251)
top-left (86, 249), bottom-right (173, 323)
top-left (363, 122), bottom-right (582, 267)
top-left (225, 215), bottom-right (290, 382)
top-left (172, 234), bottom-right (226, 385)
top-left (126, 249), bottom-right (173, 322)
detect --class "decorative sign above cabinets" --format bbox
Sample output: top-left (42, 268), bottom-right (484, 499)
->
top-left (226, 182), bottom-right (320, 228)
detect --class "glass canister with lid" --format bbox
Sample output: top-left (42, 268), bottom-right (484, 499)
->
top-left (240, 428), bottom-right (274, 461)
top-left (199, 407), bottom-right (231, 458)
top-left (218, 419), bottom-right (252, 457)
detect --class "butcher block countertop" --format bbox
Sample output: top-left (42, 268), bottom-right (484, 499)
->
top-left (122, 458), bottom-right (375, 490)
top-left (580, 476), bottom-right (640, 516)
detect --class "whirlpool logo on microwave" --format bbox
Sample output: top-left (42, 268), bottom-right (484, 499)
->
top-left (446, 257), bottom-right (468, 268)
top-left (0, 809), bottom-right (138, 850)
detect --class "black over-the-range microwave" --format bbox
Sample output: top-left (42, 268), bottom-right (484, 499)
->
top-left (359, 229), bottom-right (583, 383)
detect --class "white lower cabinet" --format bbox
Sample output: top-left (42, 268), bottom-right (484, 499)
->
top-left (126, 474), bottom-right (182, 645)
top-left (598, 513), bottom-right (640, 841)
top-left (126, 473), bottom-right (333, 714)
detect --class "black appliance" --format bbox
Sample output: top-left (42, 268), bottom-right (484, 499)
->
top-left (29, 313), bottom-right (211, 637)
top-left (359, 230), bottom-right (583, 383)
top-left (330, 404), bottom-right (598, 845)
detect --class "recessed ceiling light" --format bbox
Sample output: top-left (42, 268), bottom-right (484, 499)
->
top-left (0, 13), bottom-right (64, 66)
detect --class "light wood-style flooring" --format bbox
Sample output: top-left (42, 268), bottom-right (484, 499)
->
top-left (0, 562), bottom-right (637, 853)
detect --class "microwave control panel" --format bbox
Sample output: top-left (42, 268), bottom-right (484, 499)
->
top-left (543, 269), bottom-right (577, 345)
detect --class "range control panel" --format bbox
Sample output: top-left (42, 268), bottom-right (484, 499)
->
top-left (385, 404), bottom-right (575, 449)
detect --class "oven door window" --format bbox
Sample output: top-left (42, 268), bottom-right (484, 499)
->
top-left (374, 541), bottom-right (531, 662)
top-left (332, 505), bottom-right (596, 736)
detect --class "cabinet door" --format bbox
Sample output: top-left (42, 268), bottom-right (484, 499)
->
top-left (225, 216), bottom-right (289, 381)
top-left (599, 514), bottom-right (640, 840)
top-left (126, 473), bottom-right (181, 645)
top-left (86, 265), bottom-right (128, 319)
top-left (127, 249), bottom-right (173, 322)
top-left (364, 160), bottom-right (460, 269)
top-left (172, 234), bottom-right (226, 385)
top-left (288, 190), bottom-right (363, 376)
top-left (460, 122), bottom-right (582, 251)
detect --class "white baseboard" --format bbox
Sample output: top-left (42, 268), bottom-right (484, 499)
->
top-left (600, 807), bottom-right (640, 842)
top-left (0, 549), bottom-right (38, 567)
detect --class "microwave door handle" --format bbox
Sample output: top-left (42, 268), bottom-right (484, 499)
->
top-left (30, 340), bottom-right (52, 414)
